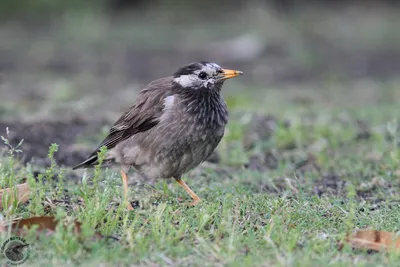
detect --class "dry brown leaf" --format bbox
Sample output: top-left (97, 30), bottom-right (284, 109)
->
top-left (346, 229), bottom-right (400, 252)
top-left (0, 216), bottom-right (104, 239)
top-left (0, 183), bottom-right (31, 209)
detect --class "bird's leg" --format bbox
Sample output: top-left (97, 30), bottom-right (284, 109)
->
top-left (175, 178), bottom-right (201, 206)
top-left (120, 170), bottom-right (134, 210)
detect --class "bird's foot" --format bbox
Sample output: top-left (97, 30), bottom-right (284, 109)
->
top-left (190, 199), bottom-right (201, 206)
top-left (127, 203), bottom-right (134, 211)
top-left (183, 198), bottom-right (201, 207)
top-left (175, 178), bottom-right (202, 207)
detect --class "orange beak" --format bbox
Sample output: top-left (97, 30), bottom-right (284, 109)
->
top-left (221, 69), bottom-right (243, 80)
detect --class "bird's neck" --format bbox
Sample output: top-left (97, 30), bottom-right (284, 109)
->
top-left (180, 89), bottom-right (228, 127)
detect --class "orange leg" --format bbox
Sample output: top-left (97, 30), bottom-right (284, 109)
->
top-left (120, 170), bottom-right (134, 210)
top-left (175, 179), bottom-right (201, 206)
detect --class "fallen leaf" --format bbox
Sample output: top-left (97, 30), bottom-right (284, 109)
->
top-left (346, 229), bottom-right (400, 252)
top-left (0, 183), bottom-right (31, 209)
top-left (0, 216), bottom-right (105, 240)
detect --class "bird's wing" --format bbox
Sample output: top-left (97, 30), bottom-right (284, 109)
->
top-left (89, 77), bottom-right (173, 158)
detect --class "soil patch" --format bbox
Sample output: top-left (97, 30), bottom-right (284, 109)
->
top-left (0, 118), bottom-right (106, 167)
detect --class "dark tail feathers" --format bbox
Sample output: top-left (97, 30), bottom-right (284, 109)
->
top-left (72, 155), bottom-right (98, 170)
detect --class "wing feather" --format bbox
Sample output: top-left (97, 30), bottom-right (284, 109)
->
top-left (73, 77), bottom-right (173, 169)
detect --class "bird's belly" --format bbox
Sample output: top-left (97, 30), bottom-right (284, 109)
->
top-left (126, 124), bottom-right (224, 179)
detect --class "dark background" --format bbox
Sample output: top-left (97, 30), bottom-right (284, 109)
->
top-left (0, 0), bottom-right (399, 120)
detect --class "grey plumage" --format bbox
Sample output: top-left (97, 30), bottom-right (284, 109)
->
top-left (73, 61), bottom-right (242, 208)
top-left (5, 243), bottom-right (29, 262)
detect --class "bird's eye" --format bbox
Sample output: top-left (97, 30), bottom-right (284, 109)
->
top-left (198, 72), bottom-right (208, 80)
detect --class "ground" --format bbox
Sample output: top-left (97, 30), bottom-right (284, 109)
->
top-left (2, 90), bottom-right (400, 266)
top-left (1, 3), bottom-right (400, 267)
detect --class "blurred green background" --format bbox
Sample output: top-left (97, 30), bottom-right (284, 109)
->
top-left (0, 0), bottom-right (399, 120)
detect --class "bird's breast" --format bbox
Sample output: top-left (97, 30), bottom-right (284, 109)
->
top-left (121, 94), bottom-right (228, 178)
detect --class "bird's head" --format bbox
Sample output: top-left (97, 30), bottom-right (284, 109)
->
top-left (173, 61), bottom-right (243, 91)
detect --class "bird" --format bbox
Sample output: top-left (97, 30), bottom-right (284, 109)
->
top-left (5, 243), bottom-right (29, 262)
top-left (73, 61), bottom-right (243, 210)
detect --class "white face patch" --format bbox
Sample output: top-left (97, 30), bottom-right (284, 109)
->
top-left (173, 74), bottom-right (197, 88)
top-left (173, 63), bottom-right (222, 89)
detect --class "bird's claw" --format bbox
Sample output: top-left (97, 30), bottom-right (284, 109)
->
top-left (189, 199), bottom-right (201, 206)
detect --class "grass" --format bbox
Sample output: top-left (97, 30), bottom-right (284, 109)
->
top-left (1, 100), bottom-right (400, 266)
